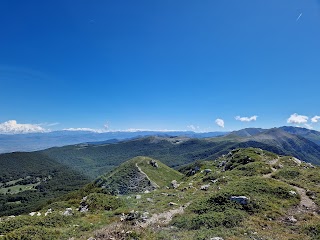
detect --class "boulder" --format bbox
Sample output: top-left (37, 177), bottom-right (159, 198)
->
top-left (63, 208), bottom-right (73, 216)
top-left (211, 179), bottom-right (219, 184)
top-left (171, 180), bottom-right (180, 189)
top-left (218, 161), bottom-right (226, 168)
top-left (200, 184), bottom-right (210, 191)
top-left (230, 196), bottom-right (249, 205)
top-left (204, 169), bottom-right (212, 175)
top-left (141, 212), bottom-right (149, 222)
top-left (210, 238), bottom-right (224, 240)
top-left (136, 195), bottom-right (142, 199)
top-left (125, 210), bottom-right (140, 221)
top-left (287, 216), bottom-right (297, 223)
top-left (187, 166), bottom-right (200, 176)
top-left (45, 209), bottom-right (52, 216)
top-left (289, 190), bottom-right (297, 196)
top-left (149, 160), bottom-right (159, 168)
top-left (79, 205), bottom-right (89, 213)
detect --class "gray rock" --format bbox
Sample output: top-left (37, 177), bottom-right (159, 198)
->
top-left (79, 205), bottom-right (89, 213)
top-left (287, 216), bottom-right (297, 223)
top-left (204, 169), bottom-right (212, 174)
top-left (200, 184), bottom-right (210, 191)
top-left (306, 162), bottom-right (315, 168)
top-left (126, 210), bottom-right (140, 221)
top-left (141, 212), bottom-right (149, 222)
top-left (171, 180), bottom-right (180, 189)
top-left (218, 161), bottom-right (226, 168)
top-left (210, 237), bottom-right (224, 240)
top-left (150, 160), bottom-right (159, 168)
top-left (63, 208), bottom-right (73, 216)
top-left (230, 196), bottom-right (249, 205)
top-left (136, 195), bottom-right (142, 199)
top-left (289, 190), bottom-right (297, 196)
top-left (45, 208), bottom-right (52, 216)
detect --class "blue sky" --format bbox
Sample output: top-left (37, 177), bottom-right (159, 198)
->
top-left (0, 0), bottom-right (320, 133)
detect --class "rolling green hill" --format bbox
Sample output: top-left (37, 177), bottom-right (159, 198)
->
top-left (39, 128), bottom-right (320, 179)
top-left (1, 148), bottom-right (320, 240)
top-left (1, 127), bottom-right (320, 217)
top-left (95, 156), bottom-right (183, 195)
top-left (280, 126), bottom-right (320, 145)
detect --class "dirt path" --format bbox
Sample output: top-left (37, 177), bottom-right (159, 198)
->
top-left (292, 186), bottom-right (318, 211)
top-left (139, 202), bottom-right (190, 228)
top-left (262, 158), bottom-right (318, 213)
top-left (135, 162), bottom-right (160, 188)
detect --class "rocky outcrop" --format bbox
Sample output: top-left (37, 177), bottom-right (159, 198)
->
top-left (230, 196), bottom-right (249, 205)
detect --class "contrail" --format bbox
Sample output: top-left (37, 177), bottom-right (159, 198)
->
top-left (296, 13), bottom-right (303, 21)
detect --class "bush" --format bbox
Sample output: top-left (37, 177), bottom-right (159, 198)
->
top-left (274, 168), bottom-right (300, 180)
top-left (173, 209), bottom-right (245, 230)
top-left (86, 193), bottom-right (124, 211)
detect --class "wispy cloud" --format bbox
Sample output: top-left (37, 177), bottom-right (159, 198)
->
top-left (304, 124), bottom-right (313, 129)
top-left (63, 127), bottom-right (107, 133)
top-left (0, 120), bottom-right (48, 134)
top-left (235, 115), bottom-right (258, 122)
top-left (296, 13), bottom-right (303, 21)
top-left (63, 127), bottom-right (186, 133)
top-left (287, 113), bottom-right (308, 124)
top-left (215, 118), bottom-right (225, 128)
top-left (187, 125), bottom-right (200, 131)
top-left (311, 116), bottom-right (320, 123)
top-left (39, 122), bottom-right (60, 127)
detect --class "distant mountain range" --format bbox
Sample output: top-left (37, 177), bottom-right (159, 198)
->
top-left (24, 126), bottom-right (320, 179)
top-left (231, 126), bottom-right (320, 145)
top-left (0, 130), bottom-right (228, 154)
top-left (1, 126), bottom-right (320, 216)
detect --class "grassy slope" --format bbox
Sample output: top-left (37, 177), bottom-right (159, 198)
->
top-left (134, 156), bottom-right (183, 188)
top-left (1, 148), bottom-right (320, 239)
top-left (95, 156), bottom-right (183, 194)
top-left (39, 130), bottom-right (320, 180)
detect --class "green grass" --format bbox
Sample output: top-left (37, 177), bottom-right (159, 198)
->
top-left (0, 183), bottom-right (40, 194)
top-left (1, 148), bottom-right (320, 240)
top-left (136, 157), bottom-right (184, 187)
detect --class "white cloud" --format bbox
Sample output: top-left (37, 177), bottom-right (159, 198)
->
top-left (103, 122), bottom-right (109, 130)
top-left (63, 127), bottom-right (185, 133)
top-left (63, 128), bottom-right (107, 133)
top-left (215, 118), bottom-right (225, 128)
top-left (304, 124), bottom-right (313, 129)
top-left (287, 113), bottom-right (308, 124)
top-left (39, 122), bottom-right (60, 127)
top-left (235, 115), bottom-right (258, 122)
top-left (311, 116), bottom-right (320, 123)
top-left (187, 125), bottom-right (200, 131)
top-left (0, 120), bottom-right (47, 134)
